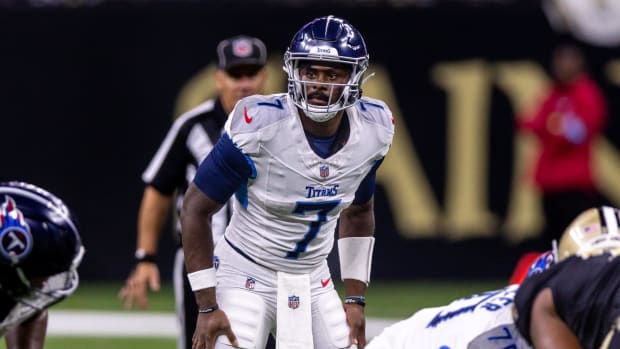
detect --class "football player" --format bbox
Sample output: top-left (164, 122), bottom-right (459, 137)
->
top-left (181, 15), bottom-right (394, 349)
top-left (118, 34), bottom-right (270, 349)
top-left (0, 181), bottom-right (84, 349)
top-left (365, 251), bottom-right (555, 349)
top-left (514, 205), bottom-right (620, 349)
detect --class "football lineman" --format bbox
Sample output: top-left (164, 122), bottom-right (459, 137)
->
top-left (514, 205), bottom-right (620, 349)
top-left (365, 251), bottom-right (555, 349)
top-left (367, 206), bottom-right (620, 349)
top-left (181, 15), bottom-right (394, 349)
top-left (0, 181), bottom-right (84, 349)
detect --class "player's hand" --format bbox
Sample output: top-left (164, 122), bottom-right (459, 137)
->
top-left (192, 309), bottom-right (238, 349)
top-left (344, 303), bottom-right (366, 349)
top-left (117, 262), bottom-right (161, 310)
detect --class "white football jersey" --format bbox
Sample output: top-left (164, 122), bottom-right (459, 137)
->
top-left (223, 93), bottom-right (394, 273)
top-left (367, 285), bottom-right (532, 349)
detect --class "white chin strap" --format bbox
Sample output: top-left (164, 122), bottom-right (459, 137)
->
top-left (304, 107), bottom-right (338, 122)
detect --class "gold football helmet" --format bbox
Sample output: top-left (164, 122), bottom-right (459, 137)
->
top-left (555, 206), bottom-right (620, 261)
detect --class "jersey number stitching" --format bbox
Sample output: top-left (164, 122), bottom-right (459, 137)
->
top-left (286, 200), bottom-right (340, 259)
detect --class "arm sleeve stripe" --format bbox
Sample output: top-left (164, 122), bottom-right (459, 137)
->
top-left (193, 133), bottom-right (253, 204)
top-left (352, 158), bottom-right (384, 205)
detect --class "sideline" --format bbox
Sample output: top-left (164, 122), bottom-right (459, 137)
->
top-left (48, 310), bottom-right (397, 338)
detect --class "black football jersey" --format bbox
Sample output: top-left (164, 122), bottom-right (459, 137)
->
top-left (514, 253), bottom-right (620, 349)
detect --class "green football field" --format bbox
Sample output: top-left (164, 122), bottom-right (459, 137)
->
top-left (0, 279), bottom-right (506, 349)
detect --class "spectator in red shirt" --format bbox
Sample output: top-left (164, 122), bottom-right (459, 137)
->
top-left (519, 42), bottom-right (609, 245)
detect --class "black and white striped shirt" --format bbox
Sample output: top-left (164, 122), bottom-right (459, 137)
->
top-left (142, 98), bottom-right (230, 244)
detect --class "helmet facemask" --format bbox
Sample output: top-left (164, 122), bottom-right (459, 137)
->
top-left (284, 52), bottom-right (368, 123)
top-left (0, 245), bottom-right (83, 334)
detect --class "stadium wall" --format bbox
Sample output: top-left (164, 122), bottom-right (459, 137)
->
top-left (2, 2), bottom-right (619, 280)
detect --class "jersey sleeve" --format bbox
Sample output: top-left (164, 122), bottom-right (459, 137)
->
top-left (193, 133), bottom-right (253, 204)
top-left (224, 94), bottom-right (289, 154)
top-left (514, 263), bottom-right (555, 344)
top-left (352, 158), bottom-right (383, 205)
top-left (513, 256), bottom-right (590, 345)
top-left (357, 97), bottom-right (395, 161)
top-left (142, 118), bottom-right (192, 195)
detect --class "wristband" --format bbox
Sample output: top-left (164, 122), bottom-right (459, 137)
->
top-left (338, 236), bottom-right (375, 285)
top-left (187, 268), bottom-right (217, 291)
top-left (198, 304), bottom-right (219, 314)
top-left (344, 296), bottom-right (366, 307)
top-left (135, 248), bottom-right (156, 263)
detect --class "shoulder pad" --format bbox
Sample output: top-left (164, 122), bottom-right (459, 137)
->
top-left (224, 93), bottom-right (289, 154)
top-left (356, 97), bottom-right (395, 131)
top-left (225, 94), bottom-right (289, 135)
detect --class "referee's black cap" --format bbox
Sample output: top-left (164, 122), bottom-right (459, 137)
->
top-left (217, 35), bottom-right (268, 71)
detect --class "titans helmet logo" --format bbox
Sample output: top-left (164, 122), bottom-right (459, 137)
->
top-left (0, 195), bottom-right (33, 263)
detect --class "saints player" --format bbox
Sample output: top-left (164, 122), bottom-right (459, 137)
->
top-left (0, 181), bottom-right (84, 349)
top-left (514, 206), bottom-right (620, 349)
top-left (367, 206), bottom-right (620, 349)
top-left (181, 15), bottom-right (394, 349)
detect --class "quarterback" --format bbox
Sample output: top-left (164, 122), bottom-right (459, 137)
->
top-left (181, 16), bottom-right (394, 349)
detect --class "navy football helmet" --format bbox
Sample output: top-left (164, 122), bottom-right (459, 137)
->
top-left (284, 15), bottom-right (370, 122)
top-left (0, 181), bottom-right (84, 334)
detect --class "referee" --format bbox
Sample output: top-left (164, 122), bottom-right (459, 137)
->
top-left (118, 35), bottom-right (269, 349)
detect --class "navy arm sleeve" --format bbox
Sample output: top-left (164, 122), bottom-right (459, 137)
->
top-left (352, 158), bottom-right (384, 205)
top-left (193, 133), bottom-right (252, 204)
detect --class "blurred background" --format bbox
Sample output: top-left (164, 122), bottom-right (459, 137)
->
top-left (1, 0), bottom-right (620, 285)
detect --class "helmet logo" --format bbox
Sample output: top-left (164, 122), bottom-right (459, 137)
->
top-left (232, 39), bottom-right (253, 58)
top-left (0, 196), bottom-right (33, 263)
top-left (583, 223), bottom-right (601, 234)
top-left (309, 46), bottom-right (338, 56)
top-left (526, 251), bottom-right (555, 278)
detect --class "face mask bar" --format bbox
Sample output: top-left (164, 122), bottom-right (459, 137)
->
top-left (297, 80), bottom-right (347, 120)
top-left (0, 245), bottom-right (84, 335)
top-left (284, 53), bottom-right (368, 122)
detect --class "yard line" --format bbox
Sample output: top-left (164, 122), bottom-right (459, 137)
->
top-left (48, 310), bottom-right (397, 338)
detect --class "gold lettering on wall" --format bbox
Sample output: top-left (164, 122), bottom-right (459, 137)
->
top-left (494, 62), bottom-right (547, 242)
top-left (596, 59), bottom-right (620, 206)
top-left (433, 60), bottom-right (497, 238)
top-left (594, 138), bottom-right (620, 206)
top-left (365, 64), bottom-right (441, 237)
top-left (172, 56), bottom-right (620, 242)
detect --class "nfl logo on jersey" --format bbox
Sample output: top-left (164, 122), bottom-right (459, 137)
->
top-left (319, 165), bottom-right (329, 178)
top-left (288, 295), bottom-right (300, 309)
top-left (245, 277), bottom-right (256, 290)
